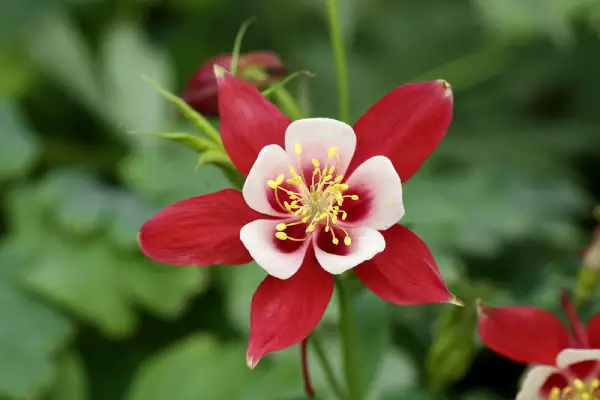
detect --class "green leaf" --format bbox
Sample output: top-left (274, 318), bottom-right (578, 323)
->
top-left (27, 11), bottom-right (105, 120)
top-left (365, 349), bottom-right (418, 399)
top-left (197, 150), bottom-right (236, 169)
top-left (0, 47), bottom-right (36, 98)
top-left (106, 192), bottom-right (159, 251)
top-left (24, 238), bottom-right (206, 338)
top-left (125, 335), bottom-right (257, 400)
top-left (472, 0), bottom-right (573, 44)
top-left (128, 131), bottom-right (216, 153)
top-left (221, 263), bottom-right (266, 332)
top-left (37, 169), bottom-right (113, 236)
top-left (351, 289), bottom-right (392, 398)
top-left (100, 21), bottom-right (173, 133)
top-left (0, 100), bottom-right (40, 181)
top-left (426, 283), bottom-right (479, 394)
top-left (141, 75), bottom-right (222, 145)
top-left (0, 242), bottom-right (73, 399)
top-left (123, 258), bottom-right (209, 319)
top-left (46, 352), bottom-right (89, 400)
top-left (120, 142), bottom-right (232, 203)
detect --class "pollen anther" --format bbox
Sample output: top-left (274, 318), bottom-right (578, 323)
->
top-left (549, 378), bottom-right (600, 400)
top-left (268, 145), bottom-right (358, 246)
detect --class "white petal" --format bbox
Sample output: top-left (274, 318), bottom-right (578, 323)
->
top-left (556, 349), bottom-right (600, 368)
top-left (516, 366), bottom-right (559, 400)
top-left (313, 227), bottom-right (385, 275)
top-left (343, 156), bottom-right (405, 230)
top-left (240, 219), bottom-right (310, 279)
top-left (284, 118), bottom-right (356, 175)
top-left (243, 145), bottom-right (291, 217)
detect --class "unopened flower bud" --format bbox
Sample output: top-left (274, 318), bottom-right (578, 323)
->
top-left (181, 51), bottom-right (286, 116)
top-left (583, 226), bottom-right (600, 271)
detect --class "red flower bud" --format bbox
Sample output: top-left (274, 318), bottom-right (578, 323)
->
top-left (181, 51), bottom-right (286, 116)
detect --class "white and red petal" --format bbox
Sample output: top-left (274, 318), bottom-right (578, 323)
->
top-left (516, 366), bottom-right (565, 400)
top-left (341, 155), bottom-right (404, 230)
top-left (477, 304), bottom-right (571, 366)
top-left (240, 219), bottom-right (310, 279)
top-left (246, 248), bottom-right (333, 368)
top-left (354, 225), bottom-right (453, 305)
top-left (284, 118), bottom-right (356, 176)
top-left (348, 80), bottom-right (453, 182)
top-left (138, 189), bottom-right (262, 266)
top-left (243, 144), bottom-right (291, 217)
top-left (216, 72), bottom-right (290, 176)
top-left (556, 349), bottom-right (600, 369)
top-left (312, 225), bottom-right (385, 275)
top-left (587, 311), bottom-right (600, 349)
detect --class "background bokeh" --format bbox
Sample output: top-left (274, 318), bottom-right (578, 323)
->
top-left (1, 0), bottom-right (600, 399)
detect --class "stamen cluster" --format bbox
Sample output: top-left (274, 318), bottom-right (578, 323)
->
top-left (267, 144), bottom-right (359, 245)
top-left (549, 379), bottom-right (600, 400)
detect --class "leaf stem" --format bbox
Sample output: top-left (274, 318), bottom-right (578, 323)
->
top-left (310, 332), bottom-right (346, 400)
top-left (326, 0), bottom-right (350, 123)
top-left (230, 17), bottom-right (256, 76)
top-left (272, 87), bottom-right (303, 121)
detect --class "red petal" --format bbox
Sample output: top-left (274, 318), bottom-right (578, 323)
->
top-left (348, 80), bottom-right (453, 182)
top-left (587, 310), bottom-right (600, 349)
top-left (246, 248), bottom-right (333, 368)
top-left (540, 372), bottom-right (569, 397)
top-left (354, 225), bottom-right (453, 305)
top-left (477, 304), bottom-right (570, 365)
top-left (217, 72), bottom-right (290, 176)
top-left (138, 189), bottom-right (263, 266)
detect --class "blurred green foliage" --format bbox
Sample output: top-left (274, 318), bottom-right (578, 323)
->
top-left (1, 0), bottom-right (600, 399)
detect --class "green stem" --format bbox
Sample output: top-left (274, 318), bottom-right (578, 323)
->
top-left (326, 0), bottom-right (350, 123)
top-left (273, 87), bottom-right (303, 120)
top-left (230, 17), bottom-right (256, 76)
top-left (336, 278), bottom-right (361, 400)
top-left (310, 332), bottom-right (346, 400)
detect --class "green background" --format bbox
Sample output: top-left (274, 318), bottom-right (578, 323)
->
top-left (1, 0), bottom-right (600, 399)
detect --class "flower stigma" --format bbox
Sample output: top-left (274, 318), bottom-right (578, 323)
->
top-left (549, 378), bottom-right (600, 400)
top-left (266, 144), bottom-right (359, 246)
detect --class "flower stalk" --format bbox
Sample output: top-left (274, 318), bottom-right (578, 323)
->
top-left (326, 0), bottom-right (350, 123)
top-left (325, 0), bottom-right (361, 398)
top-left (336, 278), bottom-right (361, 400)
top-left (301, 339), bottom-right (316, 398)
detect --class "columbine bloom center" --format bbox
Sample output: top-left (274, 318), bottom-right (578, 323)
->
top-left (267, 144), bottom-right (358, 246)
top-left (550, 378), bottom-right (600, 400)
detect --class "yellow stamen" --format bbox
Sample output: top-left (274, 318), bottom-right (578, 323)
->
top-left (266, 145), bottom-right (360, 246)
top-left (549, 378), bottom-right (600, 400)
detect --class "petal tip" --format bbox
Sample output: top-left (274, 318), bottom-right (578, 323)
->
top-left (214, 64), bottom-right (227, 80)
top-left (448, 295), bottom-right (464, 307)
top-left (437, 79), bottom-right (453, 98)
top-left (476, 299), bottom-right (492, 317)
top-left (246, 353), bottom-right (260, 369)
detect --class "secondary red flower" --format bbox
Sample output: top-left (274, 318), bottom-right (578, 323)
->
top-left (181, 51), bottom-right (285, 116)
top-left (477, 296), bottom-right (600, 399)
top-left (139, 71), bottom-right (456, 367)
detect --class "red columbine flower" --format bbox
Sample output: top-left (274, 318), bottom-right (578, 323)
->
top-left (139, 70), bottom-right (456, 367)
top-left (477, 294), bottom-right (600, 399)
top-left (181, 51), bottom-right (285, 116)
